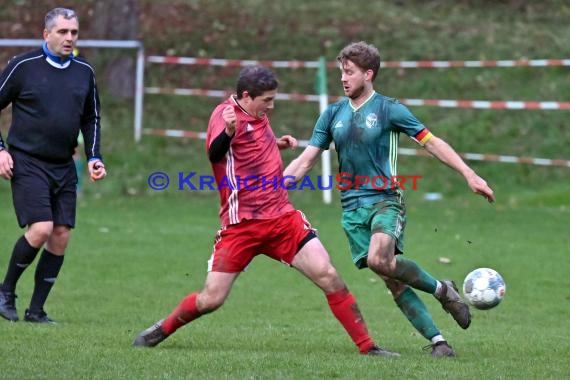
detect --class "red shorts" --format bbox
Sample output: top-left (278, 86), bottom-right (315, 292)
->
top-left (208, 210), bottom-right (317, 273)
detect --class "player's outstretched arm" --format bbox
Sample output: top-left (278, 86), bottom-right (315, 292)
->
top-left (283, 145), bottom-right (323, 186)
top-left (424, 136), bottom-right (495, 203)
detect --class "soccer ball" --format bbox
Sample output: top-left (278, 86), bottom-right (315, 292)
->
top-left (462, 268), bottom-right (506, 310)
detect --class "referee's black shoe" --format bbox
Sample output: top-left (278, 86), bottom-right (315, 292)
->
top-left (24, 308), bottom-right (56, 324)
top-left (0, 287), bottom-right (19, 322)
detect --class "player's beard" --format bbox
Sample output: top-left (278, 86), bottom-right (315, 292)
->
top-left (347, 83), bottom-right (366, 100)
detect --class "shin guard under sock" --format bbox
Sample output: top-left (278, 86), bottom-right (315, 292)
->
top-left (1, 236), bottom-right (40, 293)
top-left (162, 292), bottom-right (202, 335)
top-left (29, 249), bottom-right (64, 312)
top-left (326, 288), bottom-right (375, 353)
top-left (394, 256), bottom-right (438, 294)
top-left (394, 287), bottom-right (440, 340)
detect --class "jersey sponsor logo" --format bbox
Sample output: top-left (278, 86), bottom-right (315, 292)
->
top-left (333, 120), bottom-right (344, 129)
top-left (246, 123), bottom-right (254, 132)
top-left (365, 113), bottom-right (378, 128)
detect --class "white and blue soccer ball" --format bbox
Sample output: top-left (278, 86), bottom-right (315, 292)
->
top-left (462, 268), bottom-right (506, 310)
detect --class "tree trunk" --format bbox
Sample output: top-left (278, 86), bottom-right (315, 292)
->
top-left (89, 0), bottom-right (139, 98)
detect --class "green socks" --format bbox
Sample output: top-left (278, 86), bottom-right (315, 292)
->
top-left (393, 256), bottom-right (438, 294)
top-left (395, 286), bottom-right (440, 340)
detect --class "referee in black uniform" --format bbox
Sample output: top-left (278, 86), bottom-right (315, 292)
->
top-left (0, 7), bottom-right (107, 323)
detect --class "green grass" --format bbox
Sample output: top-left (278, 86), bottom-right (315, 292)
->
top-left (1, 183), bottom-right (569, 379)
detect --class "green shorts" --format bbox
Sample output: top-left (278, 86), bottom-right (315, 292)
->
top-left (341, 199), bottom-right (406, 269)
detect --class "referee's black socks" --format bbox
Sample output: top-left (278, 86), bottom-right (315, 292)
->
top-left (1, 235), bottom-right (40, 293)
top-left (29, 249), bottom-right (64, 312)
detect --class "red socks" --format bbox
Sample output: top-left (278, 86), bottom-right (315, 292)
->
top-left (160, 289), bottom-right (375, 353)
top-left (162, 292), bottom-right (202, 335)
top-left (326, 288), bottom-right (375, 353)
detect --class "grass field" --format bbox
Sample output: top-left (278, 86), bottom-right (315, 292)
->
top-left (0, 180), bottom-right (568, 379)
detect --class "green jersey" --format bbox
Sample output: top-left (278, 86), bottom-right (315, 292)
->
top-left (309, 92), bottom-right (432, 210)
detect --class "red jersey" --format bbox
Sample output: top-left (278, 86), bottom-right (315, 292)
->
top-left (206, 96), bottom-right (295, 227)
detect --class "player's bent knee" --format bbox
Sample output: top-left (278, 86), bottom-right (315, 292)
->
top-left (26, 222), bottom-right (54, 246)
top-left (52, 226), bottom-right (70, 240)
top-left (367, 256), bottom-right (393, 276)
top-left (317, 265), bottom-right (346, 292)
top-left (197, 292), bottom-right (226, 313)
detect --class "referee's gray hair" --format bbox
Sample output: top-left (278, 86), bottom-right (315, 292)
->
top-left (45, 8), bottom-right (78, 31)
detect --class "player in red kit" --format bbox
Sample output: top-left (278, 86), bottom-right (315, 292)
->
top-left (133, 66), bottom-right (399, 357)
top-left (206, 84), bottom-right (294, 227)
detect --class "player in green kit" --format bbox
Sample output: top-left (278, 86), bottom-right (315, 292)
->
top-left (284, 41), bottom-right (495, 357)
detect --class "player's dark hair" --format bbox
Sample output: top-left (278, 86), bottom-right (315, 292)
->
top-left (337, 41), bottom-right (381, 81)
top-left (236, 66), bottom-right (279, 99)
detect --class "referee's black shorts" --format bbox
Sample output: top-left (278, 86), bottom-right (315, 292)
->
top-left (9, 149), bottom-right (78, 228)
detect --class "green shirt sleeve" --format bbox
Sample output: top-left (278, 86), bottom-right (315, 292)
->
top-left (388, 101), bottom-right (426, 138)
top-left (309, 104), bottom-right (338, 150)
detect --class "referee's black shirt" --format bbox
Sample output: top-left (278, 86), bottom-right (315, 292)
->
top-left (0, 47), bottom-right (102, 163)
